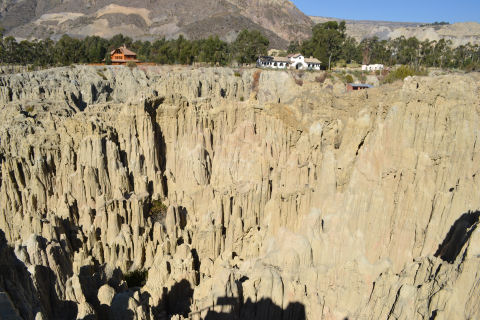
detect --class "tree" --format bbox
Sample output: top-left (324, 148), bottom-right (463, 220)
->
top-left (233, 29), bottom-right (269, 64)
top-left (83, 36), bottom-right (108, 63)
top-left (341, 36), bottom-right (361, 64)
top-left (301, 21), bottom-right (346, 70)
top-left (287, 41), bottom-right (301, 54)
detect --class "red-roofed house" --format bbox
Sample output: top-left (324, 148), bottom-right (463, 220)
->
top-left (110, 45), bottom-right (139, 65)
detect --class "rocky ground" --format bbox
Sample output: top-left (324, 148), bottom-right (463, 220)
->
top-left (0, 65), bottom-right (479, 320)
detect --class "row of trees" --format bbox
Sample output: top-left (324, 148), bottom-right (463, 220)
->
top-left (0, 23), bottom-right (478, 71)
top-left (288, 21), bottom-right (480, 71)
top-left (0, 30), bottom-right (269, 67)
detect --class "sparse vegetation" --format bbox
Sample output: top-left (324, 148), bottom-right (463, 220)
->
top-left (420, 21), bottom-right (450, 27)
top-left (234, 71), bottom-right (242, 77)
top-left (126, 61), bottom-right (137, 68)
top-left (96, 70), bottom-right (107, 80)
top-left (382, 65), bottom-right (428, 83)
top-left (150, 199), bottom-right (168, 223)
top-left (351, 70), bottom-right (367, 83)
top-left (124, 270), bottom-right (148, 288)
top-left (315, 73), bottom-right (327, 83)
top-left (239, 96), bottom-right (244, 102)
top-left (25, 106), bottom-right (34, 113)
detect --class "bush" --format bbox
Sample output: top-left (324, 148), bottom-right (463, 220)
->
top-left (234, 71), bottom-right (242, 77)
top-left (315, 73), bottom-right (327, 83)
top-left (465, 63), bottom-right (479, 73)
top-left (150, 199), bottom-right (168, 223)
top-left (336, 59), bottom-right (347, 68)
top-left (126, 61), bottom-right (137, 68)
top-left (239, 96), bottom-right (244, 102)
top-left (382, 65), bottom-right (427, 84)
top-left (25, 106), bottom-right (34, 113)
top-left (96, 70), bottom-right (107, 80)
top-left (345, 74), bottom-right (354, 83)
top-left (124, 270), bottom-right (148, 288)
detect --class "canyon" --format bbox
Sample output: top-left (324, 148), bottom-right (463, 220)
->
top-left (0, 66), bottom-right (479, 319)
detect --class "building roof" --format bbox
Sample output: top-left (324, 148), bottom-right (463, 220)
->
top-left (287, 53), bottom-right (302, 58)
top-left (348, 83), bottom-right (373, 88)
top-left (111, 45), bottom-right (137, 56)
top-left (304, 57), bottom-right (321, 64)
top-left (111, 59), bottom-right (139, 63)
top-left (272, 57), bottom-right (290, 62)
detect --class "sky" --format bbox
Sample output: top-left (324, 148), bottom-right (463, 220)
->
top-left (291, 0), bottom-right (480, 23)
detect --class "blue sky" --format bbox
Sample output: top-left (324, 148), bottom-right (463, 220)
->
top-left (291, 0), bottom-right (480, 23)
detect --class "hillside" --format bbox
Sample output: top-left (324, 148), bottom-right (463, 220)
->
top-left (311, 16), bottom-right (480, 46)
top-left (0, 0), bottom-right (313, 48)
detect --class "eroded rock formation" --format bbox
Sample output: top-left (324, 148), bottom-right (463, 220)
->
top-left (0, 65), bottom-right (479, 319)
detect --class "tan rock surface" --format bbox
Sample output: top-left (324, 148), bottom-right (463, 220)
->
top-left (0, 65), bottom-right (479, 319)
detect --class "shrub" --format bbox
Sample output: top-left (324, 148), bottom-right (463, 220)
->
top-left (234, 71), bottom-right (242, 77)
top-left (336, 59), bottom-right (347, 68)
top-left (345, 74), bottom-right (354, 83)
top-left (465, 63), bottom-right (479, 73)
top-left (150, 199), bottom-right (168, 223)
top-left (96, 71), bottom-right (107, 80)
top-left (124, 270), bottom-right (148, 288)
top-left (25, 106), bottom-right (34, 113)
top-left (239, 96), bottom-right (244, 102)
top-left (382, 65), bottom-right (427, 84)
top-left (126, 61), bottom-right (137, 68)
top-left (315, 73), bottom-right (327, 83)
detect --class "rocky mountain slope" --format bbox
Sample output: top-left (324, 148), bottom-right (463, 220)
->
top-left (311, 16), bottom-right (480, 46)
top-left (0, 0), bottom-right (312, 48)
top-left (0, 65), bottom-right (480, 319)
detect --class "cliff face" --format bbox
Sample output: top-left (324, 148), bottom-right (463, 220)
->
top-left (0, 66), bottom-right (479, 319)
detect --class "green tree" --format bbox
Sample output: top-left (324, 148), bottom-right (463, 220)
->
top-left (287, 41), bottom-right (301, 54)
top-left (301, 21), bottom-right (346, 69)
top-left (341, 36), bottom-right (361, 64)
top-left (233, 29), bottom-right (269, 64)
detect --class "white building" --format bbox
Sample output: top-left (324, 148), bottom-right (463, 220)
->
top-left (257, 53), bottom-right (321, 71)
top-left (256, 56), bottom-right (290, 69)
top-left (362, 64), bottom-right (384, 71)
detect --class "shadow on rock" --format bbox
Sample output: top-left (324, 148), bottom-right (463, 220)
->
top-left (435, 210), bottom-right (480, 263)
top-left (163, 279), bottom-right (194, 318)
top-left (200, 296), bottom-right (306, 320)
top-left (0, 229), bottom-right (43, 319)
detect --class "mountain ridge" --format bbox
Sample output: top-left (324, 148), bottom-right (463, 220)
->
top-left (0, 0), bottom-right (313, 48)
top-left (311, 15), bottom-right (480, 46)
top-left (0, 1), bottom-right (478, 49)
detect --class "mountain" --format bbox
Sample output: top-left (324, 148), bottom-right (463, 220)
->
top-left (1, 0), bottom-right (478, 49)
top-left (0, 0), bottom-right (313, 48)
top-left (311, 16), bottom-right (480, 46)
